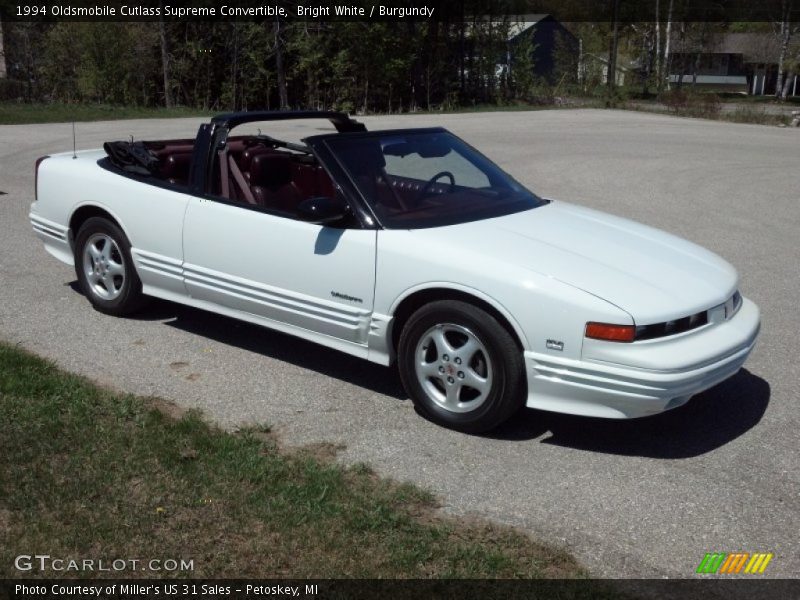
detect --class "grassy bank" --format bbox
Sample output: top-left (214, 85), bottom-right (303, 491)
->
top-left (0, 341), bottom-right (617, 587)
top-left (2, 98), bottom-right (796, 127)
top-left (622, 92), bottom-right (798, 126)
top-left (0, 101), bottom-right (586, 125)
top-left (0, 103), bottom-right (209, 125)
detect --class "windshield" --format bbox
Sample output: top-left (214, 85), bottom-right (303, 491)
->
top-left (325, 131), bottom-right (546, 228)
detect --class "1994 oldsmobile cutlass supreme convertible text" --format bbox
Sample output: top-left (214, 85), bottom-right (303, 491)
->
top-left (30, 111), bottom-right (760, 432)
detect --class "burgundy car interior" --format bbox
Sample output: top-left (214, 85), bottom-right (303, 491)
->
top-left (142, 135), bottom-right (338, 218)
top-left (160, 153), bottom-right (192, 186)
top-left (140, 135), bottom-right (448, 219)
top-left (224, 143), bottom-right (339, 215)
top-left (249, 154), bottom-right (303, 212)
top-left (144, 140), bottom-right (195, 187)
top-left (220, 138), bottom-right (338, 215)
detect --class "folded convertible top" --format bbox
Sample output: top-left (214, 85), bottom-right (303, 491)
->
top-left (103, 140), bottom-right (160, 176)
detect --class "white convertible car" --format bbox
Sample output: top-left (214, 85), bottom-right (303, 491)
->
top-left (30, 111), bottom-right (760, 432)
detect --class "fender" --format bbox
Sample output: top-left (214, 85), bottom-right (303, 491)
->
top-left (388, 281), bottom-right (531, 351)
top-left (70, 200), bottom-right (135, 246)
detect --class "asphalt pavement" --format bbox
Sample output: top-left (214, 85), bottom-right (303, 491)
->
top-left (1, 109), bottom-right (798, 579)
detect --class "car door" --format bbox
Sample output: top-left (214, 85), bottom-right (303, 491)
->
top-left (181, 197), bottom-right (376, 346)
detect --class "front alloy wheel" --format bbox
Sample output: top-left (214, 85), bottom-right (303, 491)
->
top-left (398, 300), bottom-right (526, 433)
top-left (415, 323), bottom-right (493, 413)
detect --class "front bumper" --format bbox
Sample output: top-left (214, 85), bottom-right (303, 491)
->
top-left (524, 298), bottom-right (760, 418)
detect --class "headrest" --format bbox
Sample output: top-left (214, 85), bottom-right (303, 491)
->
top-left (250, 153), bottom-right (293, 188)
top-left (240, 146), bottom-right (273, 171)
top-left (341, 140), bottom-right (386, 176)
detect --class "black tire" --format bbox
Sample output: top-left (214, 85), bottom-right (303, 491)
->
top-left (398, 300), bottom-right (526, 433)
top-left (74, 216), bottom-right (146, 316)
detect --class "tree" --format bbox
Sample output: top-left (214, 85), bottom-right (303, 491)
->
top-left (773, 0), bottom-right (795, 98)
top-left (3, 23), bottom-right (49, 100)
top-left (553, 30), bottom-right (579, 91)
top-left (273, 19), bottom-right (289, 110)
top-left (607, 0), bottom-right (621, 91)
top-left (655, 0), bottom-right (661, 84)
top-left (663, 0), bottom-right (674, 90)
top-left (39, 23), bottom-right (80, 101)
top-left (781, 55), bottom-right (799, 98)
top-left (0, 17), bottom-right (7, 79)
top-left (158, 3), bottom-right (172, 107)
top-left (508, 27), bottom-right (537, 100)
top-left (7, 9), bottom-right (665, 112)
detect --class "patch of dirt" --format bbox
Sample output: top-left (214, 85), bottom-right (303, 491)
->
top-left (169, 361), bottom-right (189, 370)
top-left (232, 423), bottom-right (278, 447)
top-left (179, 447), bottom-right (198, 460)
top-left (185, 373), bottom-right (201, 381)
top-left (144, 396), bottom-right (188, 420)
top-left (292, 442), bottom-right (347, 463)
top-left (444, 515), bottom-right (583, 578)
top-left (125, 473), bottom-right (159, 506)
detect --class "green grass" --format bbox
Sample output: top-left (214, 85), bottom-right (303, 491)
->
top-left (414, 99), bottom-right (602, 114)
top-left (0, 100), bottom-right (600, 126)
top-left (714, 92), bottom-right (800, 105)
top-left (0, 341), bottom-right (626, 590)
top-left (2, 96), bottom-right (796, 126)
top-left (623, 101), bottom-right (794, 126)
top-left (724, 105), bottom-right (794, 126)
top-left (0, 103), bottom-right (209, 125)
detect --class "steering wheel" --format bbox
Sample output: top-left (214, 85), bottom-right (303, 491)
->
top-left (418, 171), bottom-right (455, 200)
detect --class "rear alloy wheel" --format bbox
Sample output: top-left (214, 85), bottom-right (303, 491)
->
top-left (74, 217), bottom-right (146, 315)
top-left (398, 300), bottom-right (526, 433)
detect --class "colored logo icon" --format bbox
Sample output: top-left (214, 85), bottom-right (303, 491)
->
top-left (696, 552), bottom-right (773, 574)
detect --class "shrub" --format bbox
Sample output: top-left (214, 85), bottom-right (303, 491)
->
top-left (0, 79), bottom-right (27, 101)
top-left (660, 89), bottom-right (721, 118)
top-left (660, 89), bottom-right (689, 112)
top-left (697, 93), bottom-right (721, 117)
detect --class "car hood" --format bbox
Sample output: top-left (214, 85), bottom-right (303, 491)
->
top-left (427, 201), bottom-right (738, 323)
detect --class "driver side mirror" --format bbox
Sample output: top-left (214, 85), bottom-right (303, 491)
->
top-left (296, 196), bottom-right (350, 225)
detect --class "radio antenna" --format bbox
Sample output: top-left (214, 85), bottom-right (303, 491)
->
top-left (72, 122), bottom-right (77, 159)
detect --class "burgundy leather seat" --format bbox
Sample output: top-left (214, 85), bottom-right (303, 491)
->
top-left (317, 167), bottom-right (335, 197)
top-left (161, 153), bottom-right (192, 186)
top-left (338, 140), bottom-right (401, 209)
top-left (240, 146), bottom-right (276, 182)
top-left (291, 162), bottom-right (323, 199)
top-left (249, 154), bottom-right (303, 213)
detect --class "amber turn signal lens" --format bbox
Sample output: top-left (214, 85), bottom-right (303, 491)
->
top-left (585, 322), bottom-right (636, 342)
